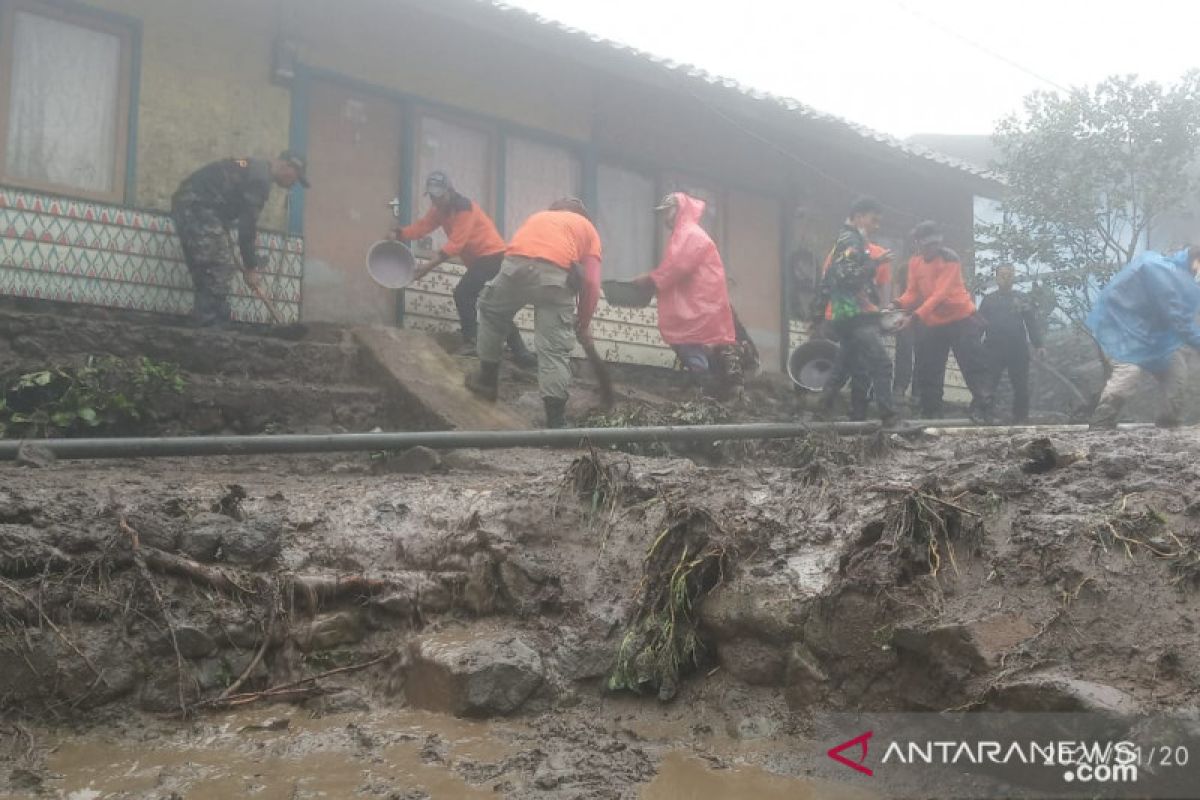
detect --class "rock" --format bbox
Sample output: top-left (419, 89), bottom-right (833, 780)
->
top-left (554, 634), bottom-right (616, 682)
top-left (15, 442), bottom-right (56, 469)
top-left (193, 650), bottom-right (270, 693)
top-left (405, 630), bottom-right (545, 717)
top-left (298, 611), bottom-right (366, 652)
top-left (988, 673), bottom-right (1142, 717)
top-left (726, 715), bottom-right (781, 740)
top-left (892, 614), bottom-right (1039, 679)
top-left (305, 688), bottom-right (372, 716)
top-left (371, 592), bottom-right (415, 619)
top-left (384, 446), bottom-right (443, 475)
top-left (163, 624), bottom-right (217, 660)
top-left (177, 513), bottom-right (280, 565)
top-left (716, 638), bottom-right (787, 686)
top-left (1020, 437), bottom-right (1083, 474)
top-left (123, 513), bottom-right (177, 552)
top-left (0, 526), bottom-right (72, 577)
top-left (699, 579), bottom-right (809, 644)
top-left (783, 642), bottom-right (830, 709)
top-left (221, 521), bottom-right (281, 566)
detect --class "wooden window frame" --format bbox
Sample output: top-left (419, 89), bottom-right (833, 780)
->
top-left (0, 0), bottom-right (134, 203)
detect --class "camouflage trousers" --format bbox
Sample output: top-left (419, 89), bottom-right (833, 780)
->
top-left (674, 343), bottom-right (744, 399)
top-left (172, 201), bottom-right (236, 326)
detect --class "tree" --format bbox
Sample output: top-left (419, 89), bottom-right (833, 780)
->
top-left (978, 73), bottom-right (1200, 322)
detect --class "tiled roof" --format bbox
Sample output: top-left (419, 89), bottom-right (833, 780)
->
top-left (478, 1), bottom-right (1002, 186)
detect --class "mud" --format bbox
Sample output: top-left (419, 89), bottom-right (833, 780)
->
top-left (2, 305), bottom-right (1199, 798)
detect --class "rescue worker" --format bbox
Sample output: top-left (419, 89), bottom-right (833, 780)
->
top-left (979, 264), bottom-right (1044, 423)
top-left (392, 172), bottom-right (535, 366)
top-left (465, 198), bottom-right (602, 429)
top-left (814, 197), bottom-right (897, 423)
top-left (171, 151), bottom-right (308, 326)
top-left (892, 221), bottom-right (994, 421)
top-left (1087, 246), bottom-right (1200, 429)
top-left (629, 193), bottom-right (743, 399)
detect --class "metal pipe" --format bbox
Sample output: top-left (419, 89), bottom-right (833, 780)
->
top-left (0, 418), bottom-right (973, 461)
top-left (923, 422), bottom-right (1157, 436)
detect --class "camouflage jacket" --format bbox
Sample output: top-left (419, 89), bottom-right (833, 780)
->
top-left (173, 158), bottom-right (272, 268)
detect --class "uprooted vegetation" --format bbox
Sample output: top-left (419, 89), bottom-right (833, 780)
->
top-left (0, 356), bottom-right (185, 438)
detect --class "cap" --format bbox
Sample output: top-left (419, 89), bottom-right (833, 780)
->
top-left (911, 220), bottom-right (944, 244)
top-left (548, 196), bottom-right (591, 220)
top-left (279, 150), bottom-right (310, 188)
top-left (654, 193), bottom-right (678, 212)
top-left (425, 171), bottom-right (453, 199)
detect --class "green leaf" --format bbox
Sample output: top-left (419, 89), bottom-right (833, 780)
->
top-left (77, 407), bottom-right (98, 424)
top-left (51, 411), bottom-right (76, 427)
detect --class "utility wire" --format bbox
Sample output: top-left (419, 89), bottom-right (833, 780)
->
top-left (892, 0), bottom-right (1071, 94)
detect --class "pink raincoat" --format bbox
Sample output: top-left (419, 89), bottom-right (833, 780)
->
top-left (650, 193), bottom-right (736, 346)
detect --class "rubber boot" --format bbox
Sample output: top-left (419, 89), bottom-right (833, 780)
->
top-left (543, 396), bottom-right (567, 429)
top-left (465, 361), bottom-right (500, 402)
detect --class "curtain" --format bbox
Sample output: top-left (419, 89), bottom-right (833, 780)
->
top-left (503, 137), bottom-right (580, 237)
top-left (596, 164), bottom-right (656, 280)
top-left (415, 116), bottom-right (491, 252)
top-left (5, 11), bottom-right (121, 194)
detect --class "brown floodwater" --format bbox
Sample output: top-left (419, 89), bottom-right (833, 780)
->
top-left (8, 707), bottom-right (876, 799)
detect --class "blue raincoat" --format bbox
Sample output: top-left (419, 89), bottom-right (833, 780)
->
top-left (1086, 249), bottom-right (1200, 373)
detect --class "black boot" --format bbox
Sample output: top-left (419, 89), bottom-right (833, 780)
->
top-left (465, 361), bottom-right (500, 402)
top-left (543, 396), bottom-right (567, 429)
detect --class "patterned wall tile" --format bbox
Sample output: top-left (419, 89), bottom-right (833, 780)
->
top-left (403, 258), bottom-right (675, 369)
top-left (0, 184), bottom-right (303, 323)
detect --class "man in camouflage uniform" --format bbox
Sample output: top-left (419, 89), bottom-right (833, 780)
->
top-left (171, 151), bottom-right (309, 326)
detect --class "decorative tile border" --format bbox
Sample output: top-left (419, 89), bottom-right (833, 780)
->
top-left (787, 320), bottom-right (971, 399)
top-left (0, 185), bottom-right (303, 324)
top-left (404, 259), bottom-right (677, 369)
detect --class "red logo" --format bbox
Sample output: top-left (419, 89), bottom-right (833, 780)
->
top-left (827, 731), bottom-right (874, 776)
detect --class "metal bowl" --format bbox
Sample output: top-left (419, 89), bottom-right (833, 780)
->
top-left (602, 279), bottom-right (655, 308)
top-left (787, 339), bottom-right (840, 392)
top-left (879, 309), bottom-right (910, 334)
top-left (366, 240), bottom-right (417, 289)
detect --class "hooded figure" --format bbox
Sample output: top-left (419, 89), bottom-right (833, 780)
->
top-left (648, 193), bottom-right (737, 347)
top-left (1087, 247), bottom-right (1200, 428)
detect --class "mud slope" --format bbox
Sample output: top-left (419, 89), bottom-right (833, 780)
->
top-left (1, 424), bottom-right (1197, 797)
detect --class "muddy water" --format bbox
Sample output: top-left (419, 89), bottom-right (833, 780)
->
top-left (14, 708), bottom-right (875, 800)
top-left (643, 753), bottom-right (879, 800)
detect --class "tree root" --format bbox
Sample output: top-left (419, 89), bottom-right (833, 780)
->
top-left (190, 652), bottom-right (394, 713)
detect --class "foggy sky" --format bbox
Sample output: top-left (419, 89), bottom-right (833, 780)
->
top-left (508, 0), bottom-right (1200, 138)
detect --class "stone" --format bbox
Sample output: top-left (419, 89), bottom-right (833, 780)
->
top-left (165, 624), bottom-right (217, 660)
top-left (699, 579), bottom-right (808, 644)
top-left (715, 638), bottom-right (787, 686)
top-left (554, 635), bottom-right (616, 682)
top-left (305, 688), bottom-right (372, 716)
top-left (892, 614), bottom-right (1038, 680)
top-left (783, 642), bottom-right (830, 710)
top-left (387, 446), bottom-right (443, 475)
top-left (15, 442), bottom-right (56, 469)
top-left (177, 513), bottom-right (280, 566)
top-left (988, 673), bottom-right (1142, 717)
top-left (298, 611), bottom-right (366, 652)
top-left (405, 630), bottom-right (545, 717)
top-left (726, 715), bottom-right (782, 741)
top-left (193, 650), bottom-right (270, 692)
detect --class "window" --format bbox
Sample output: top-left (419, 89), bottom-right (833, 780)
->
top-left (413, 114), bottom-right (494, 252)
top-left (0, 2), bottom-right (133, 201)
top-left (503, 137), bottom-right (581, 236)
top-left (596, 164), bottom-right (656, 280)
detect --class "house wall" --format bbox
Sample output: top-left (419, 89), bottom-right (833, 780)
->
top-left (2, 0), bottom-right (989, 376)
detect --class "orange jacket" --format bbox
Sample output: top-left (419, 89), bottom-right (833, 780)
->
top-left (400, 200), bottom-right (506, 267)
top-left (507, 210), bottom-right (604, 332)
top-left (895, 249), bottom-right (976, 327)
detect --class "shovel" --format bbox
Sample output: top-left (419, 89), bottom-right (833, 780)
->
top-left (578, 333), bottom-right (616, 408)
top-left (227, 232), bottom-right (308, 340)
